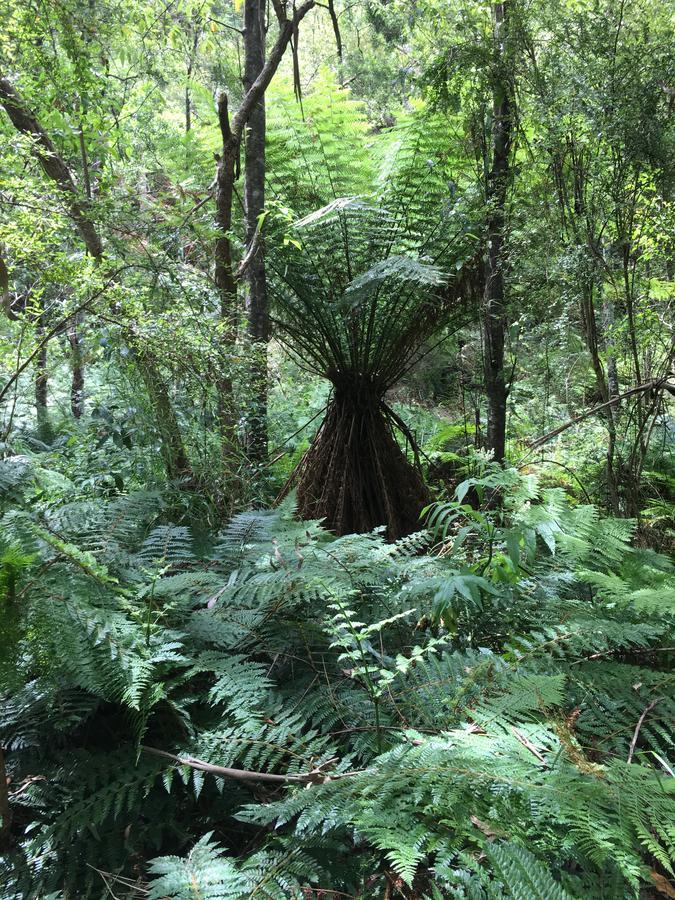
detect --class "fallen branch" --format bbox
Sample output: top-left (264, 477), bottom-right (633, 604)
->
top-left (141, 745), bottom-right (363, 784)
top-left (527, 376), bottom-right (674, 450)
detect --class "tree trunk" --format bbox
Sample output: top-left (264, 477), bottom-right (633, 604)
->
top-left (211, 0), bottom-right (316, 477)
top-left (0, 745), bottom-right (10, 851)
top-left (580, 277), bottom-right (621, 514)
top-left (68, 311), bottom-right (85, 418)
top-left (135, 347), bottom-right (192, 481)
top-left (291, 383), bottom-right (429, 539)
top-left (482, 1), bottom-right (515, 464)
top-left (243, 0), bottom-right (269, 466)
top-left (33, 302), bottom-right (53, 442)
top-left (214, 94), bottom-right (241, 462)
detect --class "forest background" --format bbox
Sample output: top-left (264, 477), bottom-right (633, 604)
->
top-left (0, 0), bottom-right (674, 897)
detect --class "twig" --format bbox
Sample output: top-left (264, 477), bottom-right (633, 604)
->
top-left (627, 698), bottom-right (662, 764)
top-left (511, 727), bottom-right (547, 764)
top-left (527, 376), bottom-right (674, 450)
top-left (0, 272), bottom-right (124, 405)
top-left (141, 745), bottom-right (363, 784)
top-left (175, 190), bottom-right (213, 230)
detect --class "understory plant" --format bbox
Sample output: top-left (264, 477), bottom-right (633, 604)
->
top-left (0, 453), bottom-right (673, 898)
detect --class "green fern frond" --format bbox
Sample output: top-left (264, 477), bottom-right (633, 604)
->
top-left (485, 842), bottom-right (574, 900)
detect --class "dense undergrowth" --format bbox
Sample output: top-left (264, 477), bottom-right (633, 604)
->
top-left (1, 450), bottom-right (673, 899)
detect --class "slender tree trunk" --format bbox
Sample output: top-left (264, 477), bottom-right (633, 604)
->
top-left (68, 311), bottom-right (84, 418)
top-left (599, 250), bottom-right (622, 512)
top-left (214, 94), bottom-right (241, 461)
top-left (35, 341), bottom-right (48, 410)
top-left (327, 0), bottom-right (343, 78)
top-left (243, 0), bottom-right (269, 466)
top-left (211, 0), bottom-right (315, 478)
top-left (135, 347), bottom-right (192, 480)
top-left (0, 745), bottom-right (10, 851)
top-left (580, 278), bottom-right (621, 514)
top-left (602, 298), bottom-right (620, 404)
top-left (482, 1), bottom-right (515, 464)
top-left (35, 305), bottom-right (52, 441)
top-left (185, 18), bottom-right (200, 134)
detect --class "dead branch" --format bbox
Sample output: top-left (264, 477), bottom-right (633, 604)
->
top-left (528, 376), bottom-right (674, 450)
top-left (142, 745), bottom-right (363, 784)
top-left (627, 697), bottom-right (662, 764)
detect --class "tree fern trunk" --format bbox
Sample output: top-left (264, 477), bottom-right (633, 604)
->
top-left (292, 385), bottom-right (429, 539)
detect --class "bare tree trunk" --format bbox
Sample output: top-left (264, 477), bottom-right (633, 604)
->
top-left (214, 94), bottom-right (241, 460)
top-left (243, 0), bottom-right (269, 466)
top-left (35, 341), bottom-right (48, 410)
top-left (327, 0), bottom-right (343, 76)
top-left (68, 311), bottom-right (85, 418)
top-left (212, 0), bottom-right (316, 477)
top-left (580, 278), bottom-right (621, 514)
top-left (185, 15), bottom-right (201, 133)
top-left (602, 299), bottom-right (620, 403)
top-left (482, 1), bottom-right (515, 464)
top-left (35, 304), bottom-right (52, 441)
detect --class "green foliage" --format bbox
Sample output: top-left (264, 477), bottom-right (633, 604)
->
top-left (0, 1), bottom-right (674, 897)
top-left (1, 455), bottom-right (673, 897)
top-left (485, 842), bottom-right (573, 900)
top-left (148, 834), bottom-right (247, 899)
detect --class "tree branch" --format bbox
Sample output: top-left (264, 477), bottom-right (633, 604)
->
top-left (229, 1), bottom-right (315, 142)
top-left (216, 90), bottom-right (231, 144)
top-left (0, 76), bottom-right (103, 259)
top-left (326, 0), bottom-right (343, 66)
top-left (627, 697), bottom-right (662, 764)
top-left (527, 376), bottom-right (674, 450)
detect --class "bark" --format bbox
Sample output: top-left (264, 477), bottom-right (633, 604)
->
top-left (214, 93), bottom-right (240, 453)
top-left (243, 0), bottom-right (270, 465)
top-left (35, 336), bottom-right (48, 410)
top-left (185, 16), bottom-right (201, 133)
top-left (34, 304), bottom-right (52, 441)
top-left (327, 0), bottom-right (343, 72)
top-left (580, 278), bottom-right (620, 514)
top-left (290, 386), bottom-right (430, 540)
top-left (212, 0), bottom-right (315, 465)
top-left (602, 297), bottom-right (620, 405)
top-left (482, 1), bottom-right (515, 464)
top-left (68, 311), bottom-right (85, 418)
